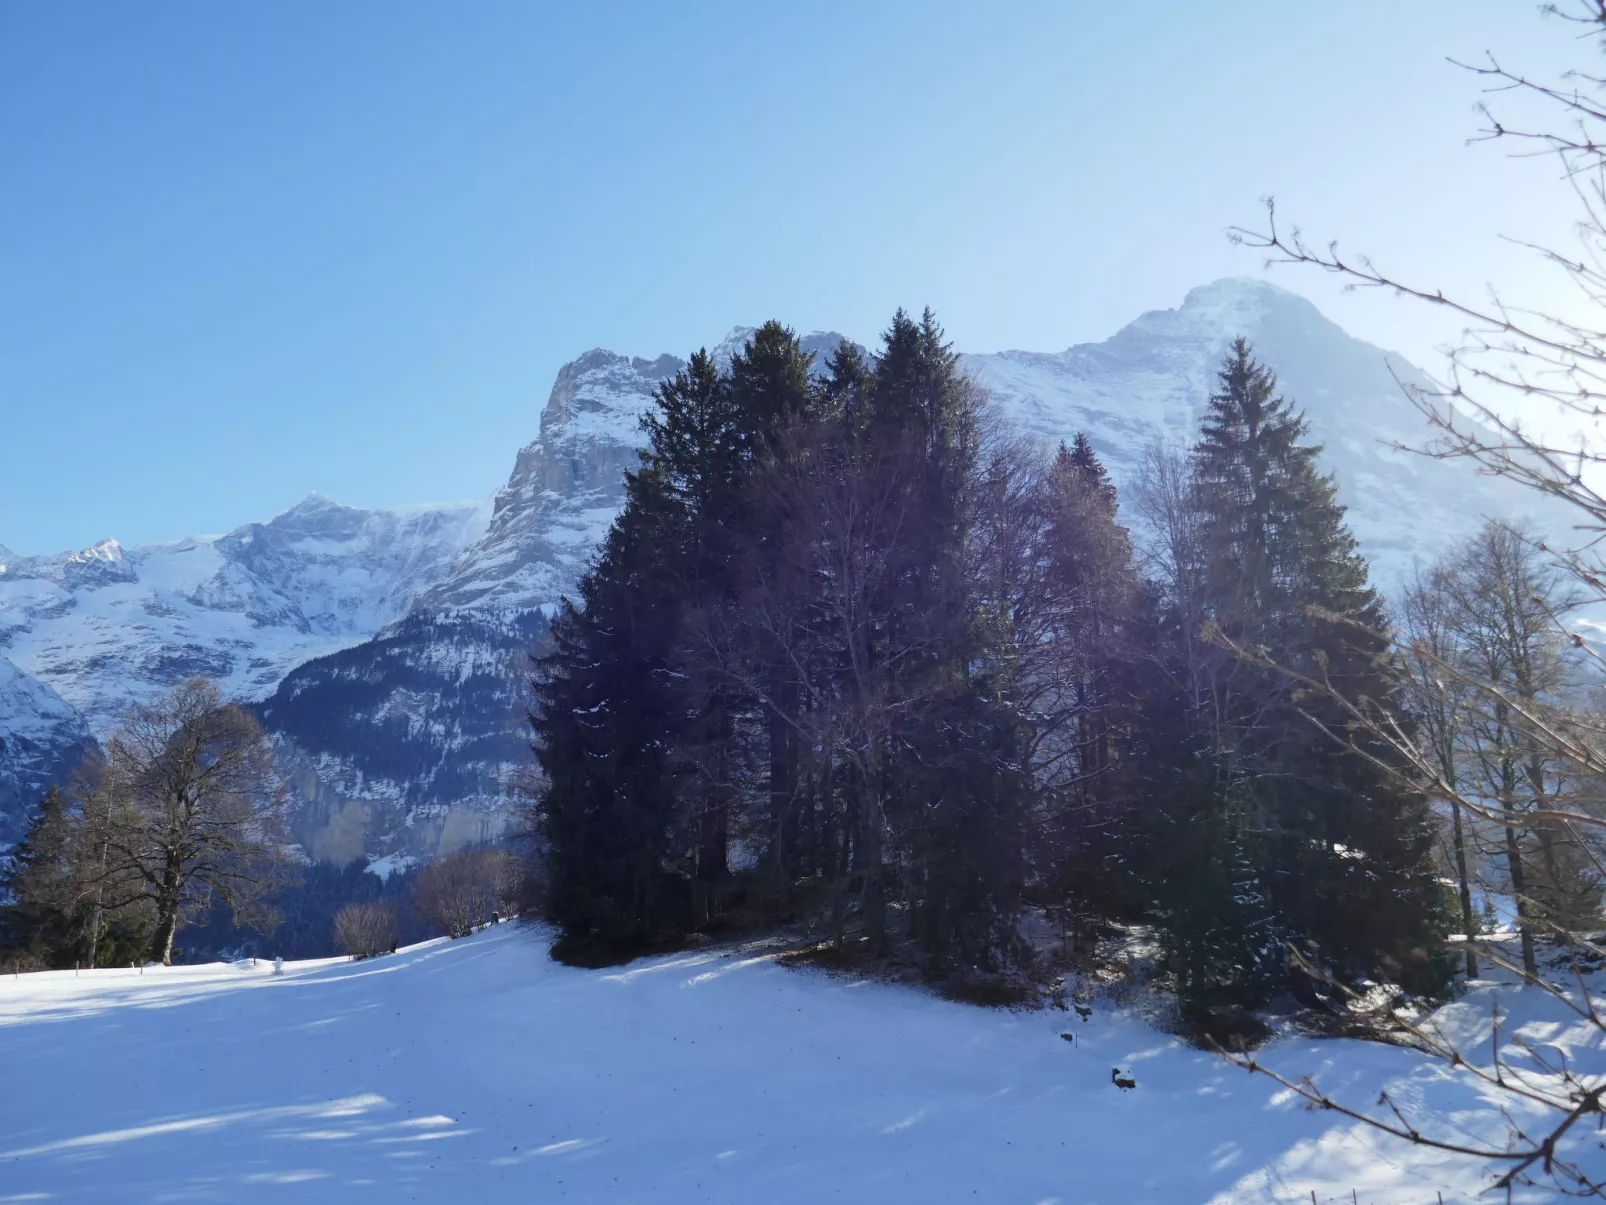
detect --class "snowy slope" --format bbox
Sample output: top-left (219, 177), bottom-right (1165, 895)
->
top-left (0, 925), bottom-right (1598, 1203)
top-left (0, 495), bottom-right (489, 737)
top-left (0, 656), bottom-right (91, 848)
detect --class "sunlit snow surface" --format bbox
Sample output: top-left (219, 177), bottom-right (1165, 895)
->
top-left (2, 926), bottom-right (1600, 1203)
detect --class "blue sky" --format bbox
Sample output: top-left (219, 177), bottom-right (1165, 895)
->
top-left (0, 0), bottom-right (1585, 553)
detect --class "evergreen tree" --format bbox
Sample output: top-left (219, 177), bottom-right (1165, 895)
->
top-left (0, 787), bottom-right (83, 966)
top-left (726, 324), bottom-right (820, 904)
top-left (1188, 339), bottom-right (1449, 996)
top-left (533, 467), bottom-right (692, 958)
top-left (1035, 435), bottom-right (1142, 942)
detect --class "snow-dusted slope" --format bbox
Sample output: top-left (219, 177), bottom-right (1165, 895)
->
top-left (0, 925), bottom-right (1596, 1202)
top-left (0, 495), bottom-right (489, 737)
top-left (0, 657), bottom-right (91, 848)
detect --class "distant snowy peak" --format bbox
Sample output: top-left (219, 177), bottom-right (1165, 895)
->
top-left (0, 496), bottom-right (490, 735)
top-left (0, 538), bottom-right (138, 590)
top-left (215, 492), bottom-right (490, 636)
top-left (963, 276), bottom-right (1541, 582)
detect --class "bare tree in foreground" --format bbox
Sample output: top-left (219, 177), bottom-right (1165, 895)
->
top-left (81, 678), bottom-right (291, 965)
top-left (1215, 4), bottom-right (1606, 1194)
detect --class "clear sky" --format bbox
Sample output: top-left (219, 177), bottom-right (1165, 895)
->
top-left (0, 0), bottom-right (1589, 554)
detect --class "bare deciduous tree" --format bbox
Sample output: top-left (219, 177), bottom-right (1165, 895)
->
top-left (333, 899), bottom-right (401, 959)
top-left (1214, 6), bottom-right (1606, 1192)
top-left (80, 678), bottom-right (291, 965)
top-left (413, 846), bottom-right (521, 939)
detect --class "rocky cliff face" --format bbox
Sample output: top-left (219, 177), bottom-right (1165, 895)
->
top-left (252, 332), bottom-right (856, 863)
top-left (414, 350), bottom-right (683, 615)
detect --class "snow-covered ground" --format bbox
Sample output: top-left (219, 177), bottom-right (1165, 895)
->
top-left (1, 926), bottom-right (1600, 1203)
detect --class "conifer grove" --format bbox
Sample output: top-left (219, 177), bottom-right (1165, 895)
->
top-left (529, 318), bottom-right (1454, 1011)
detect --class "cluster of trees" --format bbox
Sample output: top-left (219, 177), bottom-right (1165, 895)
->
top-left (181, 856), bottom-right (429, 962)
top-left (0, 678), bottom-right (292, 969)
top-left (408, 845), bottom-right (522, 940)
top-left (532, 319), bottom-right (1454, 1011)
top-left (1399, 522), bottom-right (1604, 983)
top-left (0, 676), bottom-right (529, 970)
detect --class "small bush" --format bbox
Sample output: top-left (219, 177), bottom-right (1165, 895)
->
top-left (1178, 1001), bottom-right (1272, 1051)
top-left (0, 947), bottom-right (49, 975)
top-left (413, 847), bottom-right (522, 939)
top-left (333, 900), bottom-right (401, 959)
top-left (939, 970), bottom-right (1037, 1008)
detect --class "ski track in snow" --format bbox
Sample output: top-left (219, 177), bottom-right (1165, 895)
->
top-left (2, 925), bottom-right (1600, 1203)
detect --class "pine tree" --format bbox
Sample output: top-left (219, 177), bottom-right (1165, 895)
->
top-left (726, 324), bottom-right (819, 904)
top-left (532, 467), bottom-right (692, 958)
top-left (1189, 339), bottom-right (1449, 996)
top-left (0, 787), bottom-right (84, 967)
top-left (1037, 435), bottom-right (1141, 943)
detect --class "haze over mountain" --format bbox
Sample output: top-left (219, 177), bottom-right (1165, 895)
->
top-left (0, 279), bottom-right (1547, 860)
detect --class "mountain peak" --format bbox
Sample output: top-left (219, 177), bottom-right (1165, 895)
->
top-left (1179, 275), bottom-right (1301, 306)
top-left (69, 537), bottom-right (124, 564)
top-left (279, 491), bottom-right (354, 518)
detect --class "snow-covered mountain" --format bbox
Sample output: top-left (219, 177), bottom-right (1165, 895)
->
top-left (4, 278), bottom-right (1551, 864)
top-left (964, 277), bottom-right (1543, 580)
top-left (0, 495), bottom-right (489, 739)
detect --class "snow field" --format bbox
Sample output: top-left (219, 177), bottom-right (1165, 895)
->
top-left (0, 925), bottom-right (1600, 1203)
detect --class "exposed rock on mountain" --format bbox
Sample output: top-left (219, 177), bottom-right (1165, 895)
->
top-left (256, 609), bottom-right (547, 864)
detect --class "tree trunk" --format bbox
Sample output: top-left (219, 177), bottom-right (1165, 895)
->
top-left (149, 861), bottom-right (183, 965)
top-left (1502, 819), bottom-right (1538, 981)
top-left (1449, 800), bottom-right (1478, 979)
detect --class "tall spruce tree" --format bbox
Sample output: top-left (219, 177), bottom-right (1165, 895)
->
top-left (1036, 435), bottom-right (1141, 940)
top-left (533, 352), bottom-right (742, 957)
top-left (1188, 339), bottom-right (1449, 997)
top-left (726, 324), bottom-right (819, 904)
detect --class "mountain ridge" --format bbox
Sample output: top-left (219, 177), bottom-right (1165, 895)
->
top-left (3, 278), bottom-right (1548, 861)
